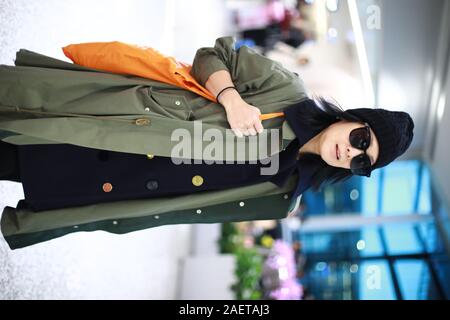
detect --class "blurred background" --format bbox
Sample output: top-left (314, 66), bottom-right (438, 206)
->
top-left (1, 0), bottom-right (449, 300)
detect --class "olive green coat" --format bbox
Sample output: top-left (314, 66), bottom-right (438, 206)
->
top-left (0, 37), bottom-right (308, 249)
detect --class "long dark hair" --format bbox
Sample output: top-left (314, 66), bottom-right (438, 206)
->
top-left (298, 95), bottom-right (364, 192)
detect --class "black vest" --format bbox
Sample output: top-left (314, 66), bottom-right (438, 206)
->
top-left (18, 139), bottom-right (300, 212)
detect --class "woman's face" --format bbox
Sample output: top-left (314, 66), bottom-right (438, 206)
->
top-left (319, 120), bottom-right (380, 170)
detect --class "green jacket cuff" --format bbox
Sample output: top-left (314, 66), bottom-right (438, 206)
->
top-left (190, 36), bottom-right (236, 86)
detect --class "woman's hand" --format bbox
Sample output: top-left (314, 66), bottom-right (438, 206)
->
top-left (219, 88), bottom-right (264, 138)
top-left (204, 70), bottom-right (264, 137)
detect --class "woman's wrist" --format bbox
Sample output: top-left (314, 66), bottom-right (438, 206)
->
top-left (218, 88), bottom-right (243, 110)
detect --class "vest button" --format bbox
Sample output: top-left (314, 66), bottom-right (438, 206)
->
top-left (102, 182), bottom-right (113, 193)
top-left (192, 175), bottom-right (204, 187)
top-left (146, 180), bottom-right (159, 190)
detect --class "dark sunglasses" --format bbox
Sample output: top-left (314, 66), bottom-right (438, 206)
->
top-left (349, 123), bottom-right (372, 177)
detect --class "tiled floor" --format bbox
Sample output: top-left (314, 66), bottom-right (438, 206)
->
top-left (0, 0), bottom-right (232, 299)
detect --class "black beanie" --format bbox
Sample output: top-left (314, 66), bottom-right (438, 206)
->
top-left (343, 108), bottom-right (414, 171)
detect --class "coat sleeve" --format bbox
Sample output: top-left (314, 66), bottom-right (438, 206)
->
top-left (190, 36), bottom-right (307, 103)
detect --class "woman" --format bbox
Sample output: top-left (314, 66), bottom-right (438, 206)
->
top-left (0, 36), bottom-right (413, 249)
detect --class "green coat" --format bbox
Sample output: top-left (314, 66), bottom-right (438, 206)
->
top-left (0, 36), bottom-right (308, 249)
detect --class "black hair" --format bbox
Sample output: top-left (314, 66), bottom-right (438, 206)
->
top-left (298, 95), bottom-right (364, 192)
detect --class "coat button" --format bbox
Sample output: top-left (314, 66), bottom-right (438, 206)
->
top-left (102, 182), bottom-right (113, 193)
top-left (192, 175), bottom-right (204, 187)
top-left (146, 180), bottom-right (159, 190)
top-left (147, 154), bottom-right (155, 159)
top-left (144, 107), bottom-right (150, 112)
top-left (175, 100), bottom-right (181, 106)
top-left (239, 201), bottom-right (245, 207)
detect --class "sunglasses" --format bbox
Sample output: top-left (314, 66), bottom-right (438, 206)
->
top-left (349, 123), bottom-right (373, 177)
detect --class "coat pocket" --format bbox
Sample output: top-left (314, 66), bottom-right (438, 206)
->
top-left (142, 87), bottom-right (191, 120)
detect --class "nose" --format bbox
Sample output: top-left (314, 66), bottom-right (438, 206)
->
top-left (346, 145), bottom-right (364, 160)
